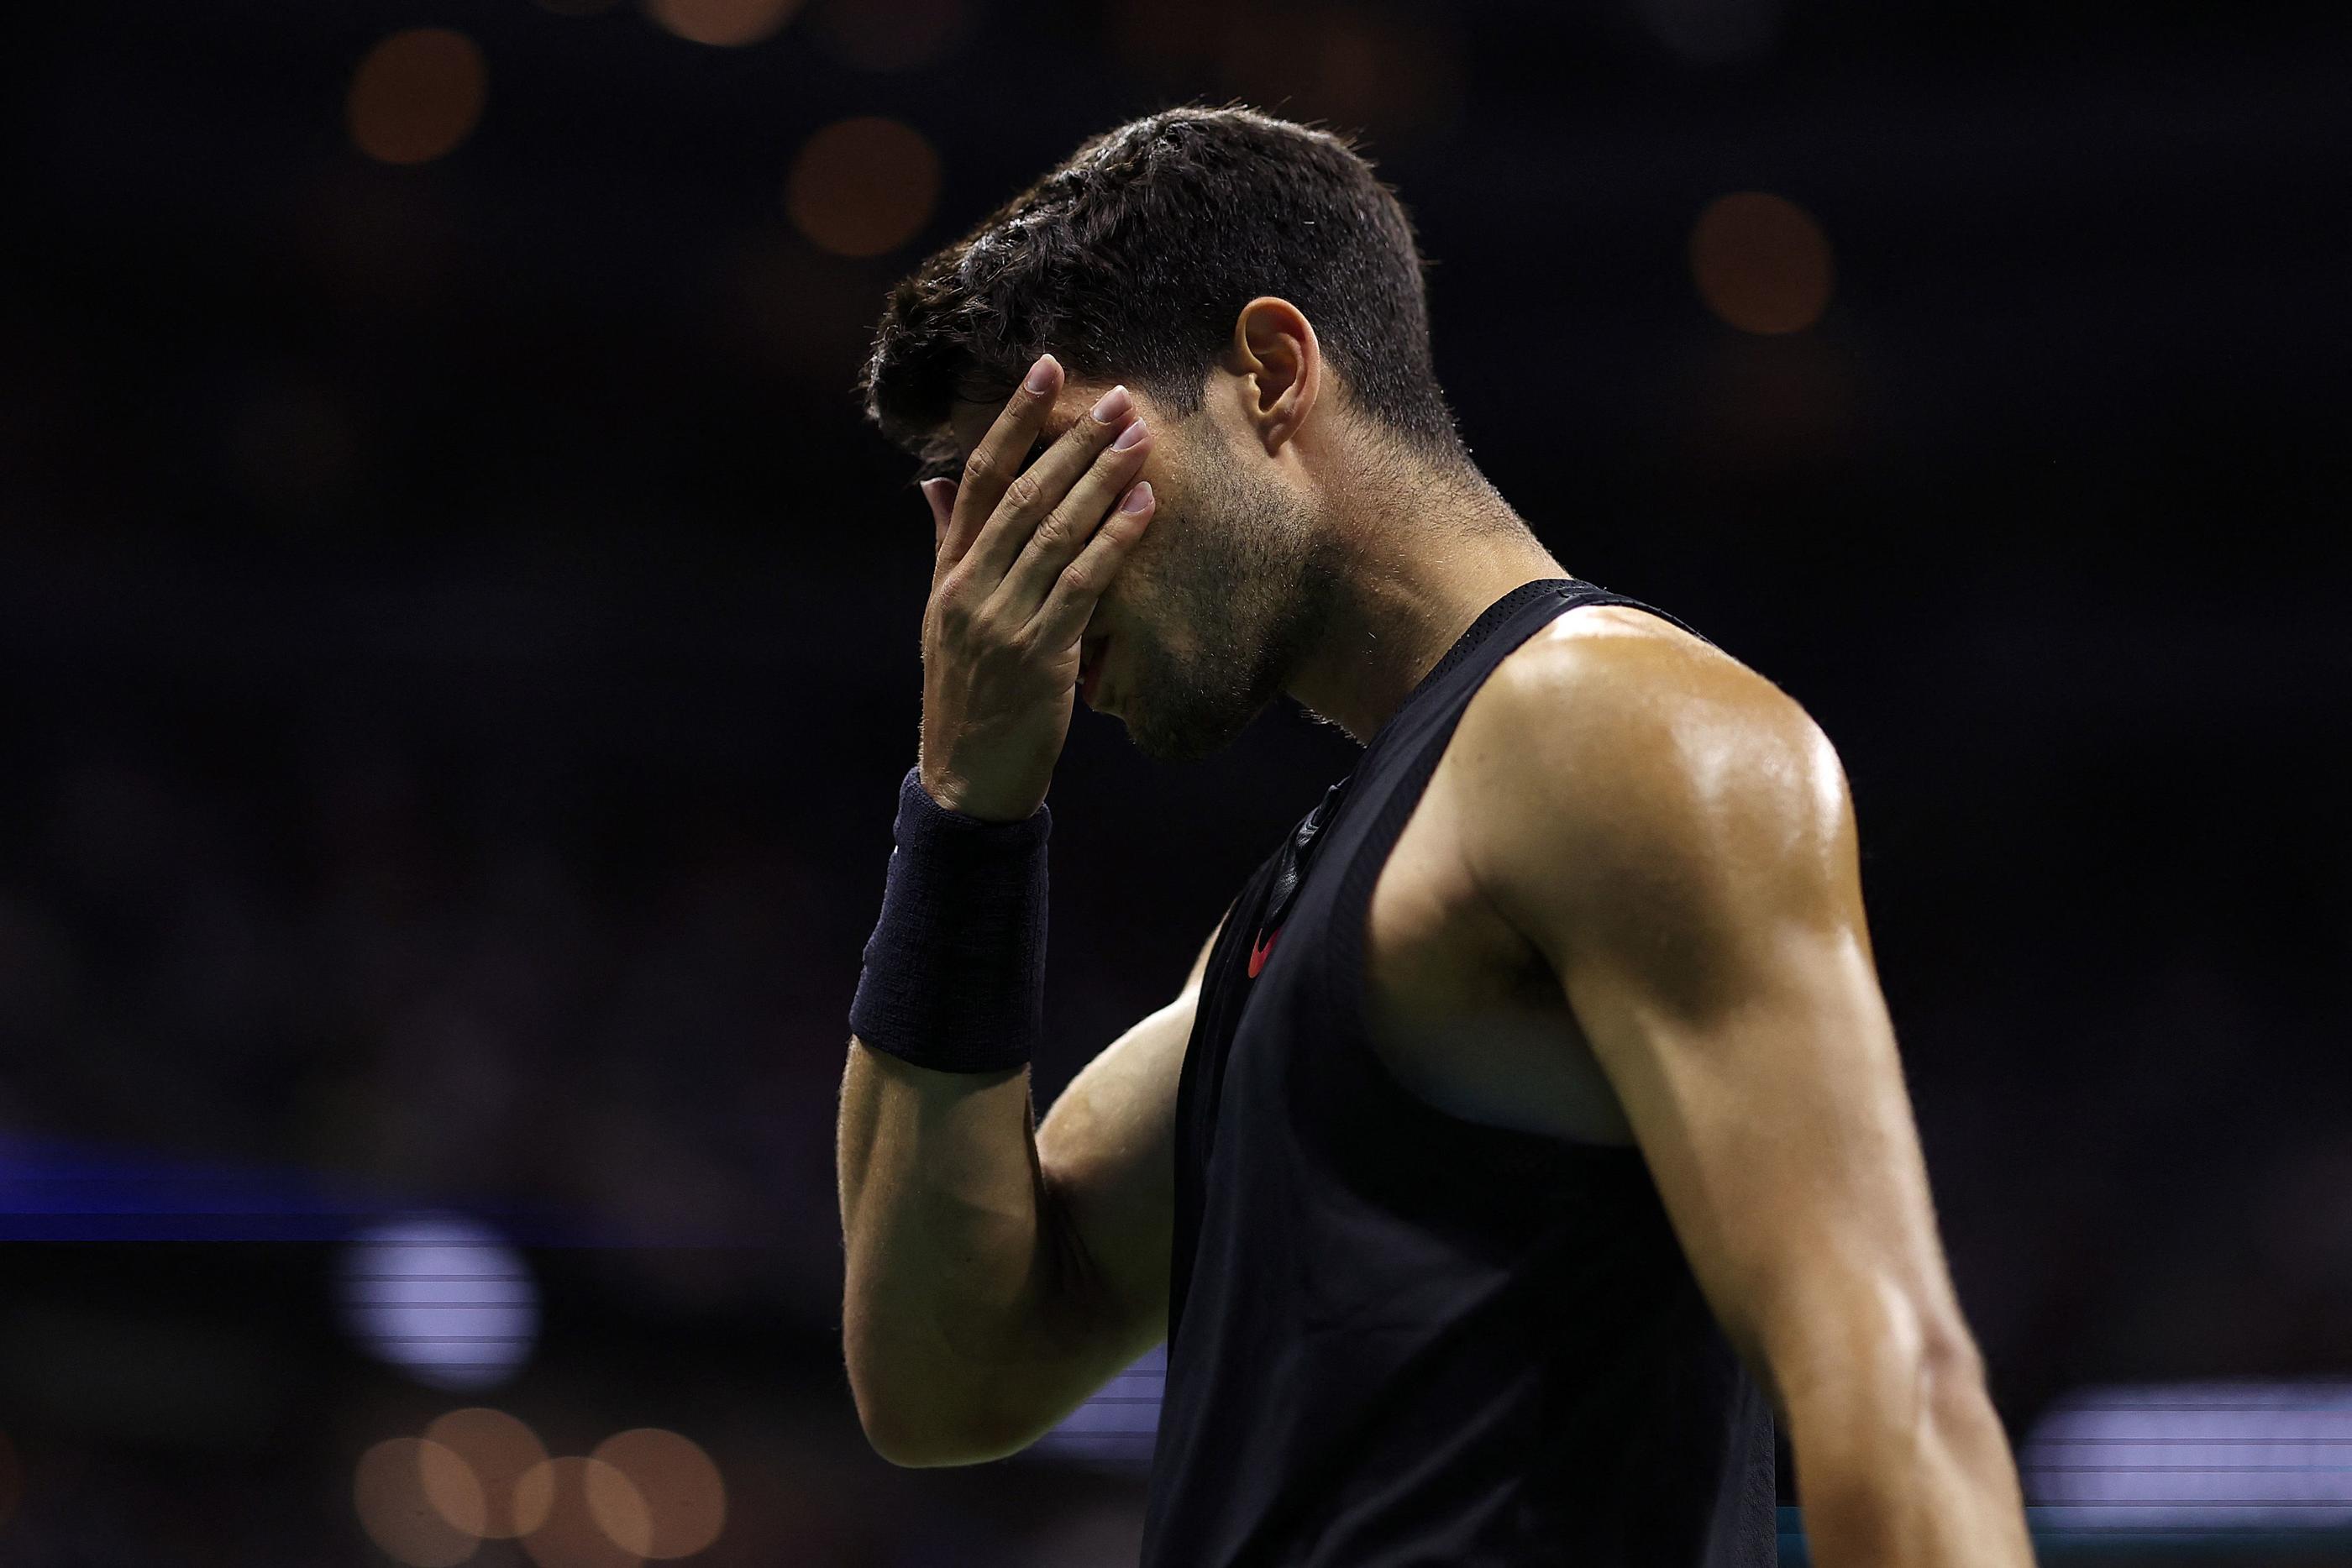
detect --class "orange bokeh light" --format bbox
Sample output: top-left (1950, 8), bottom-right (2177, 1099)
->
top-left (354, 1438), bottom-right (485, 1568)
top-left (785, 117), bottom-right (941, 259)
top-left (426, 1408), bottom-right (554, 1539)
top-left (643, 0), bottom-right (801, 47)
top-left (348, 29), bottom-right (488, 167)
top-left (521, 1455), bottom-right (645, 1568)
top-left (590, 1429), bottom-right (727, 1558)
top-left (1690, 191), bottom-right (1835, 335)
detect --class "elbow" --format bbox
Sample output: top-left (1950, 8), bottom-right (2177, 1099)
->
top-left (846, 1360), bottom-right (1038, 1469)
top-left (1812, 1307), bottom-right (1997, 1440)
top-left (850, 1380), bottom-right (975, 1468)
top-left (1774, 1287), bottom-right (1987, 1430)
top-left (1918, 1319), bottom-right (1993, 1426)
top-left (857, 1405), bottom-right (979, 1470)
top-left (1787, 1314), bottom-right (2026, 1563)
top-left (845, 1350), bottom-right (963, 1467)
top-left (857, 1403), bottom-right (1037, 1470)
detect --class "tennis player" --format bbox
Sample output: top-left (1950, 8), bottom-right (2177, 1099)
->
top-left (837, 107), bottom-right (2031, 1566)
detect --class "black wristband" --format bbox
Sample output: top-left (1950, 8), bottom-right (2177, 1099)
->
top-left (848, 766), bottom-right (1049, 1073)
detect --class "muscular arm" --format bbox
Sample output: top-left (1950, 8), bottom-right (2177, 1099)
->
top-left (1458, 620), bottom-right (2032, 1567)
top-left (837, 909), bottom-right (1223, 1465)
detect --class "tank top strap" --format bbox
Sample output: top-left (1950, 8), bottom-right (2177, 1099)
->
top-left (1320, 575), bottom-right (1711, 1060)
top-left (1373, 576), bottom-right (1712, 759)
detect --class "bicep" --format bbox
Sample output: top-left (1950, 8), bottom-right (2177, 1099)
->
top-left (1468, 645), bottom-right (1970, 1403)
top-left (1566, 916), bottom-right (1966, 1405)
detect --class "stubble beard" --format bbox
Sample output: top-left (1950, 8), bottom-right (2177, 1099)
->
top-left (1116, 450), bottom-right (1346, 764)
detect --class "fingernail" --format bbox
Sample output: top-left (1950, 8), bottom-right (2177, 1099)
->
top-left (1090, 385), bottom-right (1132, 424)
top-left (1110, 417), bottom-right (1148, 451)
top-left (1024, 355), bottom-right (1058, 395)
top-left (1119, 480), bottom-right (1153, 514)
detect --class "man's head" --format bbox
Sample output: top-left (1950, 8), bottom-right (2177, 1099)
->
top-left (860, 106), bottom-right (1468, 761)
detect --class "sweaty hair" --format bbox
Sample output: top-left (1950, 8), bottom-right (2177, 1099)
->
top-left (859, 105), bottom-right (1466, 479)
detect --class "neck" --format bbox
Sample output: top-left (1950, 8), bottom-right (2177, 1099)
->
top-left (1283, 461), bottom-right (1569, 745)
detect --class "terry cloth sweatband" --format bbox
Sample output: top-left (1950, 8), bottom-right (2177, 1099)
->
top-left (848, 765), bottom-right (1049, 1073)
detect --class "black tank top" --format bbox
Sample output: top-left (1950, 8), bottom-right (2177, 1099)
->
top-left (1139, 578), bottom-right (1777, 1567)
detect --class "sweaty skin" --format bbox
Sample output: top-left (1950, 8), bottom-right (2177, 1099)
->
top-left (1446, 611), bottom-right (2034, 1567)
top-left (837, 299), bottom-right (2032, 1566)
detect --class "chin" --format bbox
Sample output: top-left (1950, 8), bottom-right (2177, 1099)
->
top-left (1124, 697), bottom-right (1266, 764)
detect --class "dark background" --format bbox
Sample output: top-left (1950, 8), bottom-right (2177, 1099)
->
top-left (2, 0), bottom-right (2349, 1561)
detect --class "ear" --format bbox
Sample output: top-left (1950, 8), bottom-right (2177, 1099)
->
top-left (921, 477), bottom-right (958, 549)
top-left (1224, 296), bottom-right (1322, 458)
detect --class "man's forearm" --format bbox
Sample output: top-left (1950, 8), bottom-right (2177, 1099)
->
top-left (837, 1042), bottom-right (1068, 1464)
top-left (1788, 1340), bottom-right (2034, 1567)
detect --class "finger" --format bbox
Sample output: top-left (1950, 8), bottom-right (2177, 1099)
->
top-left (939, 354), bottom-right (1061, 570)
top-left (1026, 480), bottom-right (1156, 649)
top-left (991, 412), bottom-right (1152, 620)
top-left (961, 383), bottom-right (1139, 588)
top-left (921, 477), bottom-right (957, 551)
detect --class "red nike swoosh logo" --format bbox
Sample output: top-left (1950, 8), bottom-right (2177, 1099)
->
top-left (1247, 927), bottom-right (1280, 978)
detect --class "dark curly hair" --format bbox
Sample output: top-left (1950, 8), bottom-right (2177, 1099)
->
top-left (859, 105), bottom-right (1466, 481)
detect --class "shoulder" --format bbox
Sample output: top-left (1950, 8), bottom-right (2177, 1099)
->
top-left (1449, 606), bottom-right (1858, 992)
top-left (1452, 604), bottom-right (1837, 831)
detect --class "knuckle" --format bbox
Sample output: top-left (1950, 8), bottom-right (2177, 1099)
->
top-left (960, 449), bottom-right (994, 486)
top-left (1030, 513), bottom-right (1069, 553)
top-left (980, 632), bottom-right (1027, 676)
top-left (1003, 472), bottom-right (1042, 511)
top-left (1059, 560), bottom-right (1097, 598)
top-left (934, 579), bottom-right (974, 623)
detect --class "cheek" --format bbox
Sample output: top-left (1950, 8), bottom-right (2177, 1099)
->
top-left (1117, 507), bottom-right (1184, 601)
top-left (1112, 477), bottom-right (1171, 564)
